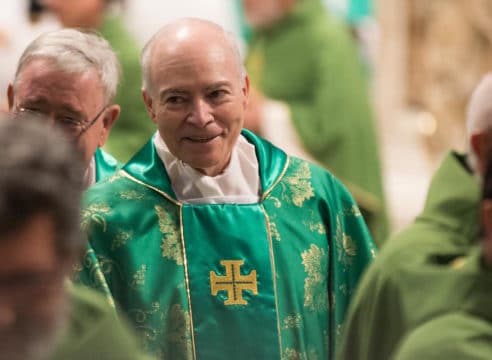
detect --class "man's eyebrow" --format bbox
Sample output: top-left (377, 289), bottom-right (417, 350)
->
top-left (58, 105), bottom-right (83, 116)
top-left (205, 81), bottom-right (233, 91)
top-left (18, 97), bottom-right (46, 106)
top-left (18, 98), bottom-right (82, 116)
top-left (159, 89), bottom-right (188, 101)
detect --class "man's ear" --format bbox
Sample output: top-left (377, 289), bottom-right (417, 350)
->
top-left (142, 88), bottom-right (157, 123)
top-left (242, 74), bottom-right (250, 106)
top-left (471, 132), bottom-right (490, 174)
top-left (98, 104), bottom-right (120, 147)
top-left (7, 83), bottom-right (14, 110)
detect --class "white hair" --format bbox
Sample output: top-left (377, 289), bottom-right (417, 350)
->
top-left (14, 29), bottom-right (121, 104)
top-left (466, 74), bottom-right (492, 171)
top-left (140, 18), bottom-right (246, 94)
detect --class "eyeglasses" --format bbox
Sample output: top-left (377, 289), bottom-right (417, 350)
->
top-left (15, 105), bottom-right (107, 140)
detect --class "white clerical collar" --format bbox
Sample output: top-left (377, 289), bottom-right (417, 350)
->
top-left (153, 132), bottom-right (261, 204)
top-left (84, 156), bottom-right (96, 189)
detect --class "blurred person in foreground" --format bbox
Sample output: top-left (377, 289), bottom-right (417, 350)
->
top-left (43, 0), bottom-right (155, 162)
top-left (7, 28), bottom-right (121, 188)
top-left (337, 74), bottom-right (492, 360)
top-left (242, 0), bottom-right (388, 245)
top-left (76, 17), bottom-right (376, 359)
top-left (0, 115), bottom-right (151, 360)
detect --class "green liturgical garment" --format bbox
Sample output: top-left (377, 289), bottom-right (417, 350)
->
top-left (75, 130), bottom-right (376, 359)
top-left (94, 147), bottom-right (120, 182)
top-left (337, 152), bottom-right (482, 360)
top-left (52, 284), bottom-right (153, 360)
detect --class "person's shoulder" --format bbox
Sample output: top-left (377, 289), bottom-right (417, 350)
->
top-left (393, 312), bottom-right (492, 360)
top-left (53, 284), bottom-right (153, 360)
top-left (66, 282), bottom-right (115, 320)
top-left (290, 156), bottom-right (355, 199)
top-left (85, 169), bottom-right (138, 205)
top-left (374, 212), bottom-right (468, 279)
top-left (284, 156), bottom-right (336, 187)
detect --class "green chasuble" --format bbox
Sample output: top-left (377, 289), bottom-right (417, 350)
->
top-left (94, 147), bottom-right (120, 182)
top-left (246, 0), bottom-right (388, 244)
top-left (75, 130), bottom-right (376, 359)
top-left (52, 284), bottom-right (153, 360)
top-left (337, 152), bottom-right (482, 360)
top-left (100, 16), bottom-right (155, 162)
top-left (391, 252), bottom-right (492, 359)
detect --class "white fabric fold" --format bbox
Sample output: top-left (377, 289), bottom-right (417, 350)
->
top-left (154, 132), bottom-right (261, 204)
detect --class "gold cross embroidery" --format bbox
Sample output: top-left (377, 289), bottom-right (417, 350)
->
top-left (210, 260), bottom-right (258, 305)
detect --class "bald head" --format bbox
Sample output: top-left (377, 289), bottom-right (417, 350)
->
top-left (141, 18), bottom-right (245, 94)
top-left (467, 74), bottom-right (492, 138)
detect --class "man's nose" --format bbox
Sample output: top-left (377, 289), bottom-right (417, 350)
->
top-left (186, 99), bottom-right (213, 127)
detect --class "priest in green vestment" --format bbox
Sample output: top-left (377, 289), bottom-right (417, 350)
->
top-left (75, 18), bottom-right (376, 360)
top-left (337, 74), bottom-right (492, 360)
top-left (7, 28), bottom-right (121, 187)
top-left (241, 0), bottom-right (388, 244)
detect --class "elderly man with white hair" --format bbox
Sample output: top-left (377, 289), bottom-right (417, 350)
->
top-left (337, 74), bottom-right (492, 360)
top-left (7, 28), bottom-right (121, 188)
top-left (76, 17), bottom-right (376, 360)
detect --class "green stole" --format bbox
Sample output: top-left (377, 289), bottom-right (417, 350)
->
top-left (183, 205), bottom-right (280, 358)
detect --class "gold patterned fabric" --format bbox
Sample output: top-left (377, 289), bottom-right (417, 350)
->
top-left (76, 130), bottom-right (376, 359)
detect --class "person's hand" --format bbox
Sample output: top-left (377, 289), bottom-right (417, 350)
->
top-left (243, 87), bottom-right (265, 134)
top-left (481, 199), bottom-right (492, 267)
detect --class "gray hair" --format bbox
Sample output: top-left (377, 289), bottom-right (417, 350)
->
top-left (140, 18), bottom-right (246, 93)
top-left (0, 113), bottom-right (85, 257)
top-left (14, 28), bottom-right (121, 104)
top-left (466, 74), bottom-right (492, 171)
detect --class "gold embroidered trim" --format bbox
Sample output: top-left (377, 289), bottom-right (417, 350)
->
top-left (261, 207), bottom-right (284, 355)
top-left (120, 170), bottom-right (180, 206)
top-left (261, 156), bottom-right (291, 201)
top-left (179, 207), bottom-right (197, 360)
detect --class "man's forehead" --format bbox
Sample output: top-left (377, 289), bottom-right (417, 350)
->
top-left (17, 59), bottom-right (100, 89)
top-left (15, 61), bottom-right (103, 109)
top-left (152, 41), bottom-right (240, 80)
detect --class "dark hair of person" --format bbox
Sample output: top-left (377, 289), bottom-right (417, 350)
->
top-left (0, 113), bottom-right (85, 257)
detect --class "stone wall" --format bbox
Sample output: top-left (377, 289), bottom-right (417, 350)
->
top-left (407, 0), bottom-right (492, 158)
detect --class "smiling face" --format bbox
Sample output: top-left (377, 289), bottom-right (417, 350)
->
top-left (8, 59), bottom-right (117, 169)
top-left (143, 25), bottom-right (249, 176)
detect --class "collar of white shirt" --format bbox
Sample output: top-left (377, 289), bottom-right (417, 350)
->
top-left (153, 132), bottom-right (261, 204)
